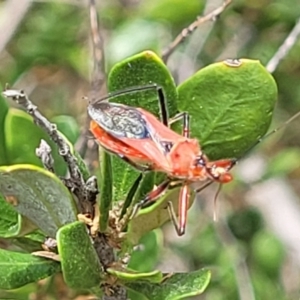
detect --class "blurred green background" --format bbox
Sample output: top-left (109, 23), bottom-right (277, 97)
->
top-left (1, 0), bottom-right (300, 299)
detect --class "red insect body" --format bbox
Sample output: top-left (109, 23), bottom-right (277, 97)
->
top-left (88, 86), bottom-right (235, 235)
top-left (90, 107), bottom-right (233, 182)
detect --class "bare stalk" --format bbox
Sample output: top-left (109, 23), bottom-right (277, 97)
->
top-left (266, 18), bottom-right (300, 74)
top-left (162, 0), bottom-right (232, 62)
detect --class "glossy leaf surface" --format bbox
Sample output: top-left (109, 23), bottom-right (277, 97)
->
top-left (178, 59), bottom-right (277, 160)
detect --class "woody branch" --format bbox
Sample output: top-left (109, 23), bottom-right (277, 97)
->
top-left (2, 87), bottom-right (98, 215)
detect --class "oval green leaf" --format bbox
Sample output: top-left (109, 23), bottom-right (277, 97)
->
top-left (107, 50), bottom-right (178, 201)
top-left (0, 165), bottom-right (77, 238)
top-left (125, 269), bottom-right (211, 300)
top-left (177, 59), bottom-right (278, 160)
top-left (57, 221), bottom-right (103, 289)
top-left (0, 248), bottom-right (60, 289)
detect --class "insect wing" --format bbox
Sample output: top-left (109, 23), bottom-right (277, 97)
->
top-left (89, 102), bottom-right (172, 169)
top-left (88, 102), bottom-right (150, 139)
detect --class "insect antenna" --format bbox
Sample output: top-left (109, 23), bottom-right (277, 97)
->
top-left (213, 183), bottom-right (223, 222)
top-left (90, 84), bottom-right (161, 105)
top-left (234, 109), bottom-right (300, 163)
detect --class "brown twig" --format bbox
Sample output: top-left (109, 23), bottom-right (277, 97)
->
top-left (162, 0), bottom-right (232, 62)
top-left (35, 139), bottom-right (55, 173)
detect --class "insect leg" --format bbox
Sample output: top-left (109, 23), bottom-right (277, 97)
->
top-left (156, 86), bottom-right (169, 126)
top-left (235, 110), bottom-right (300, 161)
top-left (119, 173), bottom-right (143, 220)
top-left (154, 85), bottom-right (190, 134)
top-left (168, 112), bottom-right (190, 137)
top-left (131, 179), bottom-right (171, 218)
top-left (195, 180), bottom-right (213, 193)
top-left (195, 180), bottom-right (222, 221)
top-left (167, 183), bottom-right (190, 236)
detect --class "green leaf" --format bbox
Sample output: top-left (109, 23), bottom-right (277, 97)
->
top-left (107, 50), bottom-right (178, 201)
top-left (177, 59), bottom-right (278, 160)
top-left (4, 109), bottom-right (67, 175)
top-left (107, 267), bottom-right (163, 283)
top-left (125, 269), bottom-right (211, 300)
top-left (0, 192), bottom-right (37, 238)
top-left (127, 188), bottom-right (195, 245)
top-left (98, 148), bottom-right (113, 232)
top-left (57, 221), bottom-right (103, 289)
top-left (0, 248), bottom-right (60, 289)
top-left (0, 165), bottom-right (77, 238)
top-left (51, 115), bottom-right (80, 144)
top-left (110, 157), bottom-right (140, 202)
top-left (108, 50), bottom-right (177, 117)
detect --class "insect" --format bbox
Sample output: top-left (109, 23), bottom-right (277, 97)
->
top-left (88, 84), bottom-right (237, 236)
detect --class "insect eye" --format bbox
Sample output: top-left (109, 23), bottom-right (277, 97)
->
top-left (195, 155), bottom-right (206, 166)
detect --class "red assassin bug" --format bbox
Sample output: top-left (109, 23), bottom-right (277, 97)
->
top-left (88, 84), bottom-right (237, 236)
